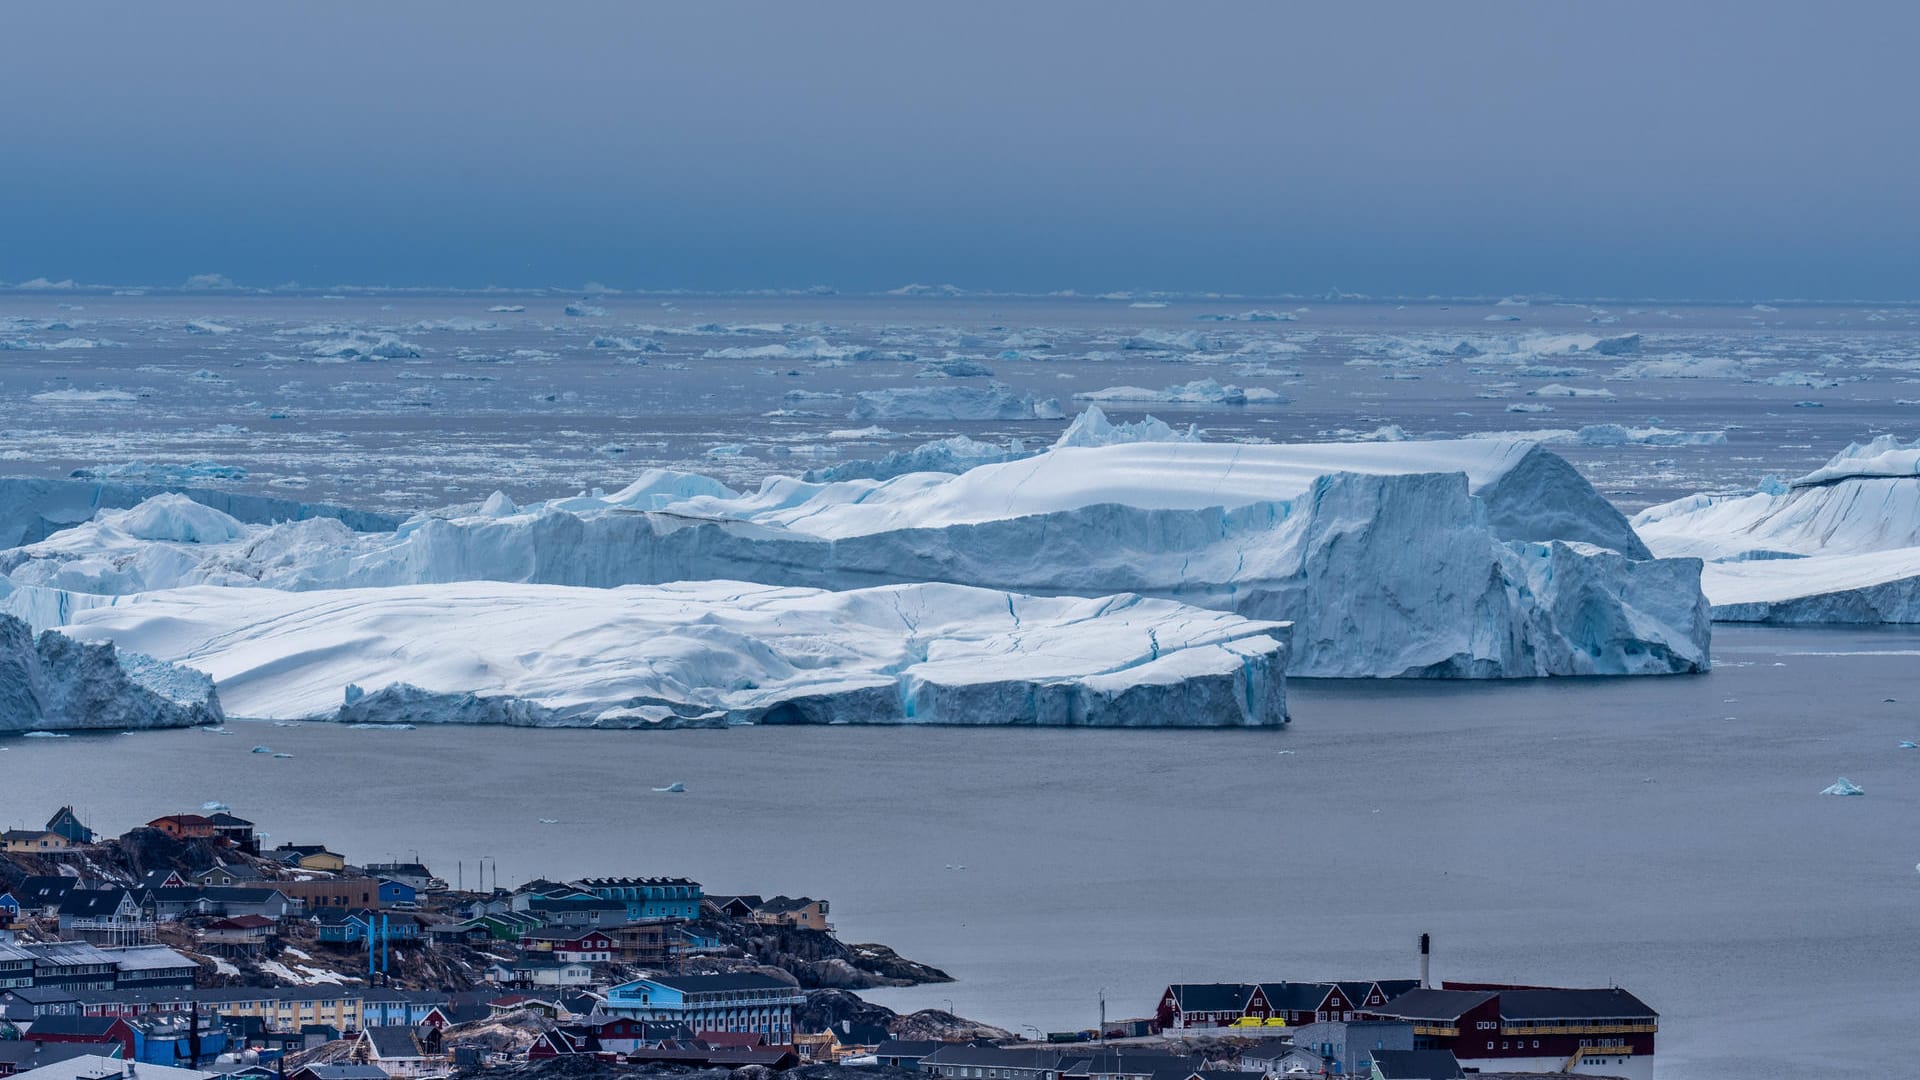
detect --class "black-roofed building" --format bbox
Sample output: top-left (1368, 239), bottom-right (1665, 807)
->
top-left (56, 890), bottom-right (153, 946)
top-left (10, 878), bottom-right (80, 918)
top-left (0, 1038), bottom-right (109, 1078)
top-left (1368, 1048), bottom-right (1464, 1079)
top-left (920, 1045), bottom-right (1078, 1080)
top-left (1365, 985), bottom-right (1656, 1080)
top-left (1153, 983), bottom-right (1255, 1030)
top-left (874, 1040), bottom-right (944, 1071)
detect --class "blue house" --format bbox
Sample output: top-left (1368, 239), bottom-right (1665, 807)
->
top-left (604, 974), bottom-right (803, 1041)
top-left (574, 878), bottom-right (703, 921)
top-left (376, 880), bottom-right (417, 907)
top-left (0, 892), bottom-right (20, 922)
top-left (46, 806), bottom-right (94, 845)
top-left (314, 910), bottom-right (420, 945)
top-left (130, 1012), bottom-right (229, 1065)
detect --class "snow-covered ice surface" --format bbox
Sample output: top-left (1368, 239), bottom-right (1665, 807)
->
top-left (1636, 434), bottom-right (1920, 622)
top-left (54, 581), bottom-right (1289, 727)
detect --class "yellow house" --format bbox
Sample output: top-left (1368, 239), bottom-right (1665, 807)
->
top-left (274, 845), bottom-right (348, 873)
top-left (1, 830), bottom-right (74, 853)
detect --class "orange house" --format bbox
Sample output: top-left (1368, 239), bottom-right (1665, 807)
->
top-left (148, 814), bottom-right (219, 841)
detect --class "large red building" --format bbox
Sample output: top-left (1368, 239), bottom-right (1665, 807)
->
top-left (1361, 984), bottom-right (1657, 1080)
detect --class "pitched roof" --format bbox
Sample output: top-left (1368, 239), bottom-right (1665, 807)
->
top-left (1257, 981), bottom-right (1337, 1011)
top-left (21, 1014), bottom-right (125, 1038)
top-left (1366, 988), bottom-right (1498, 1022)
top-left (360, 1026), bottom-right (427, 1059)
top-left (57, 889), bottom-right (137, 918)
top-left (1370, 1049), bottom-right (1464, 1079)
top-left (1165, 983), bottom-right (1254, 1013)
top-left (0, 1041), bottom-right (108, 1072)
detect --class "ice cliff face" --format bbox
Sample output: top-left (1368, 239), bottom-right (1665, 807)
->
top-left (1635, 434), bottom-right (1920, 622)
top-left (7, 439), bottom-right (1707, 679)
top-left (54, 582), bottom-right (1287, 727)
top-left (0, 612), bottom-right (222, 732)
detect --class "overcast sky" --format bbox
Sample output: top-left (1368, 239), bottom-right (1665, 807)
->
top-left (4, 2), bottom-right (1916, 297)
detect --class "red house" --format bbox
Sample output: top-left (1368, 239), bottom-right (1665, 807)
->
top-left (1363, 985), bottom-right (1657, 1080)
top-left (519, 928), bottom-right (615, 963)
top-left (20, 1015), bottom-right (137, 1059)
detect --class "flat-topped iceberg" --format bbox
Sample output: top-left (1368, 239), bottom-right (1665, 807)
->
top-left (0, 612), bottom-right (222, 732)
top-left (1635, 435), bottom-right (1920, 622)
top-left (9, 438), bottom-right (1708, 679)
top-left (52, 581), bottom-right (1289, 727)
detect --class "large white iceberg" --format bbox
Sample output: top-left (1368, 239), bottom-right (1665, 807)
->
top-left (9, 440), bottom-right (1708, 679)
top-left (1635, 435), bottom-right (1920, 622)
top-left (52, 581), bottom-right (1288, 727)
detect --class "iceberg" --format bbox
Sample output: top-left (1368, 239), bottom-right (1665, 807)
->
top-left (0, 612), bottom-right (222, 732)
top-left (0, 476), bottom-right (400, 550)
top-left (848, 383), bottom-right (1065, 421)
top-left (1074, 379), bottom-right (1284, 406)
top-left (1820, 777), bottom-right (1865, 796)
top-left (805, 407), bottom-right (1196, 482)
top-left (54, 581), bottom-right (1289, 727)
top-left (1634, 435), bottom-right (1920, 622)
top-left (12, 439), bottom-right (1705, 679)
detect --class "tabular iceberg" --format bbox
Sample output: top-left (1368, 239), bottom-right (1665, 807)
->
top-left (0, 612), bottom-right (222, 732)
top-left (8, 438), bottom-right (1708, 679)
top-left (1634, 435), bottom-right (1920, 622)
top-left (52, 581), bottom-right (1289, 727)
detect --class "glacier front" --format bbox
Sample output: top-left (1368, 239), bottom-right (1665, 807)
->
top-left (1635, 434), bottom-right (1920, 622)
top-left (6, 437), bottom-right (1710, 679)
top-left (51, 581), bottom-right (1289, 727)
top-left (0, 612), bottom-right (222, 732)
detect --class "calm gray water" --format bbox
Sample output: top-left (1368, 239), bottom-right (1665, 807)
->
top-left (5, 625), bottom-right (1917, 1079)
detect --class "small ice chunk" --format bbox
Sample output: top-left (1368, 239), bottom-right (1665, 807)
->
top-left (652, 782), bottom-right (687, 793)
top-left (1820, 777), bottom-right (1865, 796)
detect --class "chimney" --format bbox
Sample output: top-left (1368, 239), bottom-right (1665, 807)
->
top-left (1419, 933), bottom-right (1431, 989)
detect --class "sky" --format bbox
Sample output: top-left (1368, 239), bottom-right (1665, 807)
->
top-left (3, 1), bottom-right (1917, 298)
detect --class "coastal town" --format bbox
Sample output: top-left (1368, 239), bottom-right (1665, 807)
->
top-left (2, 806), bottom-right (1658, 1080)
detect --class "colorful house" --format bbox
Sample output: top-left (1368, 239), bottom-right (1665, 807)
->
top-left (146, 815), bottom-right (218, 842)
top-left (272, 845), bottom-right (348, 873)
top-left (17, 1015), bottom-right (137, 1059)
top-left (603, 974), bottom-right (803, 1042)
top-left (1, 831), bottom-right (74, 854)
top-left (45, 807), bottom-right (94, 846)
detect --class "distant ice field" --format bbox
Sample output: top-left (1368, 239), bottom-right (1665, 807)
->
top-left (4, 293), bottom-right (1917, 515)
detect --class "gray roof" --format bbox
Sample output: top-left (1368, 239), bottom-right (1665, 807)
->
top-left (361, 1026), bottom-right (427, 1059)
top-left (1496, 987), bottom-right (1657, 1021)
top-left (922, 1046), bottom-right (1075, 1071)
top-left (1366, 987), bottom-right (1497, 1021)
top-left (25, 941), bottom-right (114, 967)
top-left (1370, 1049), bottom-right (1464, 1080)
top-left (101, 945), bottom-right (198, 972)
top-left (0, 1041), bottom-right (109, 1072)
